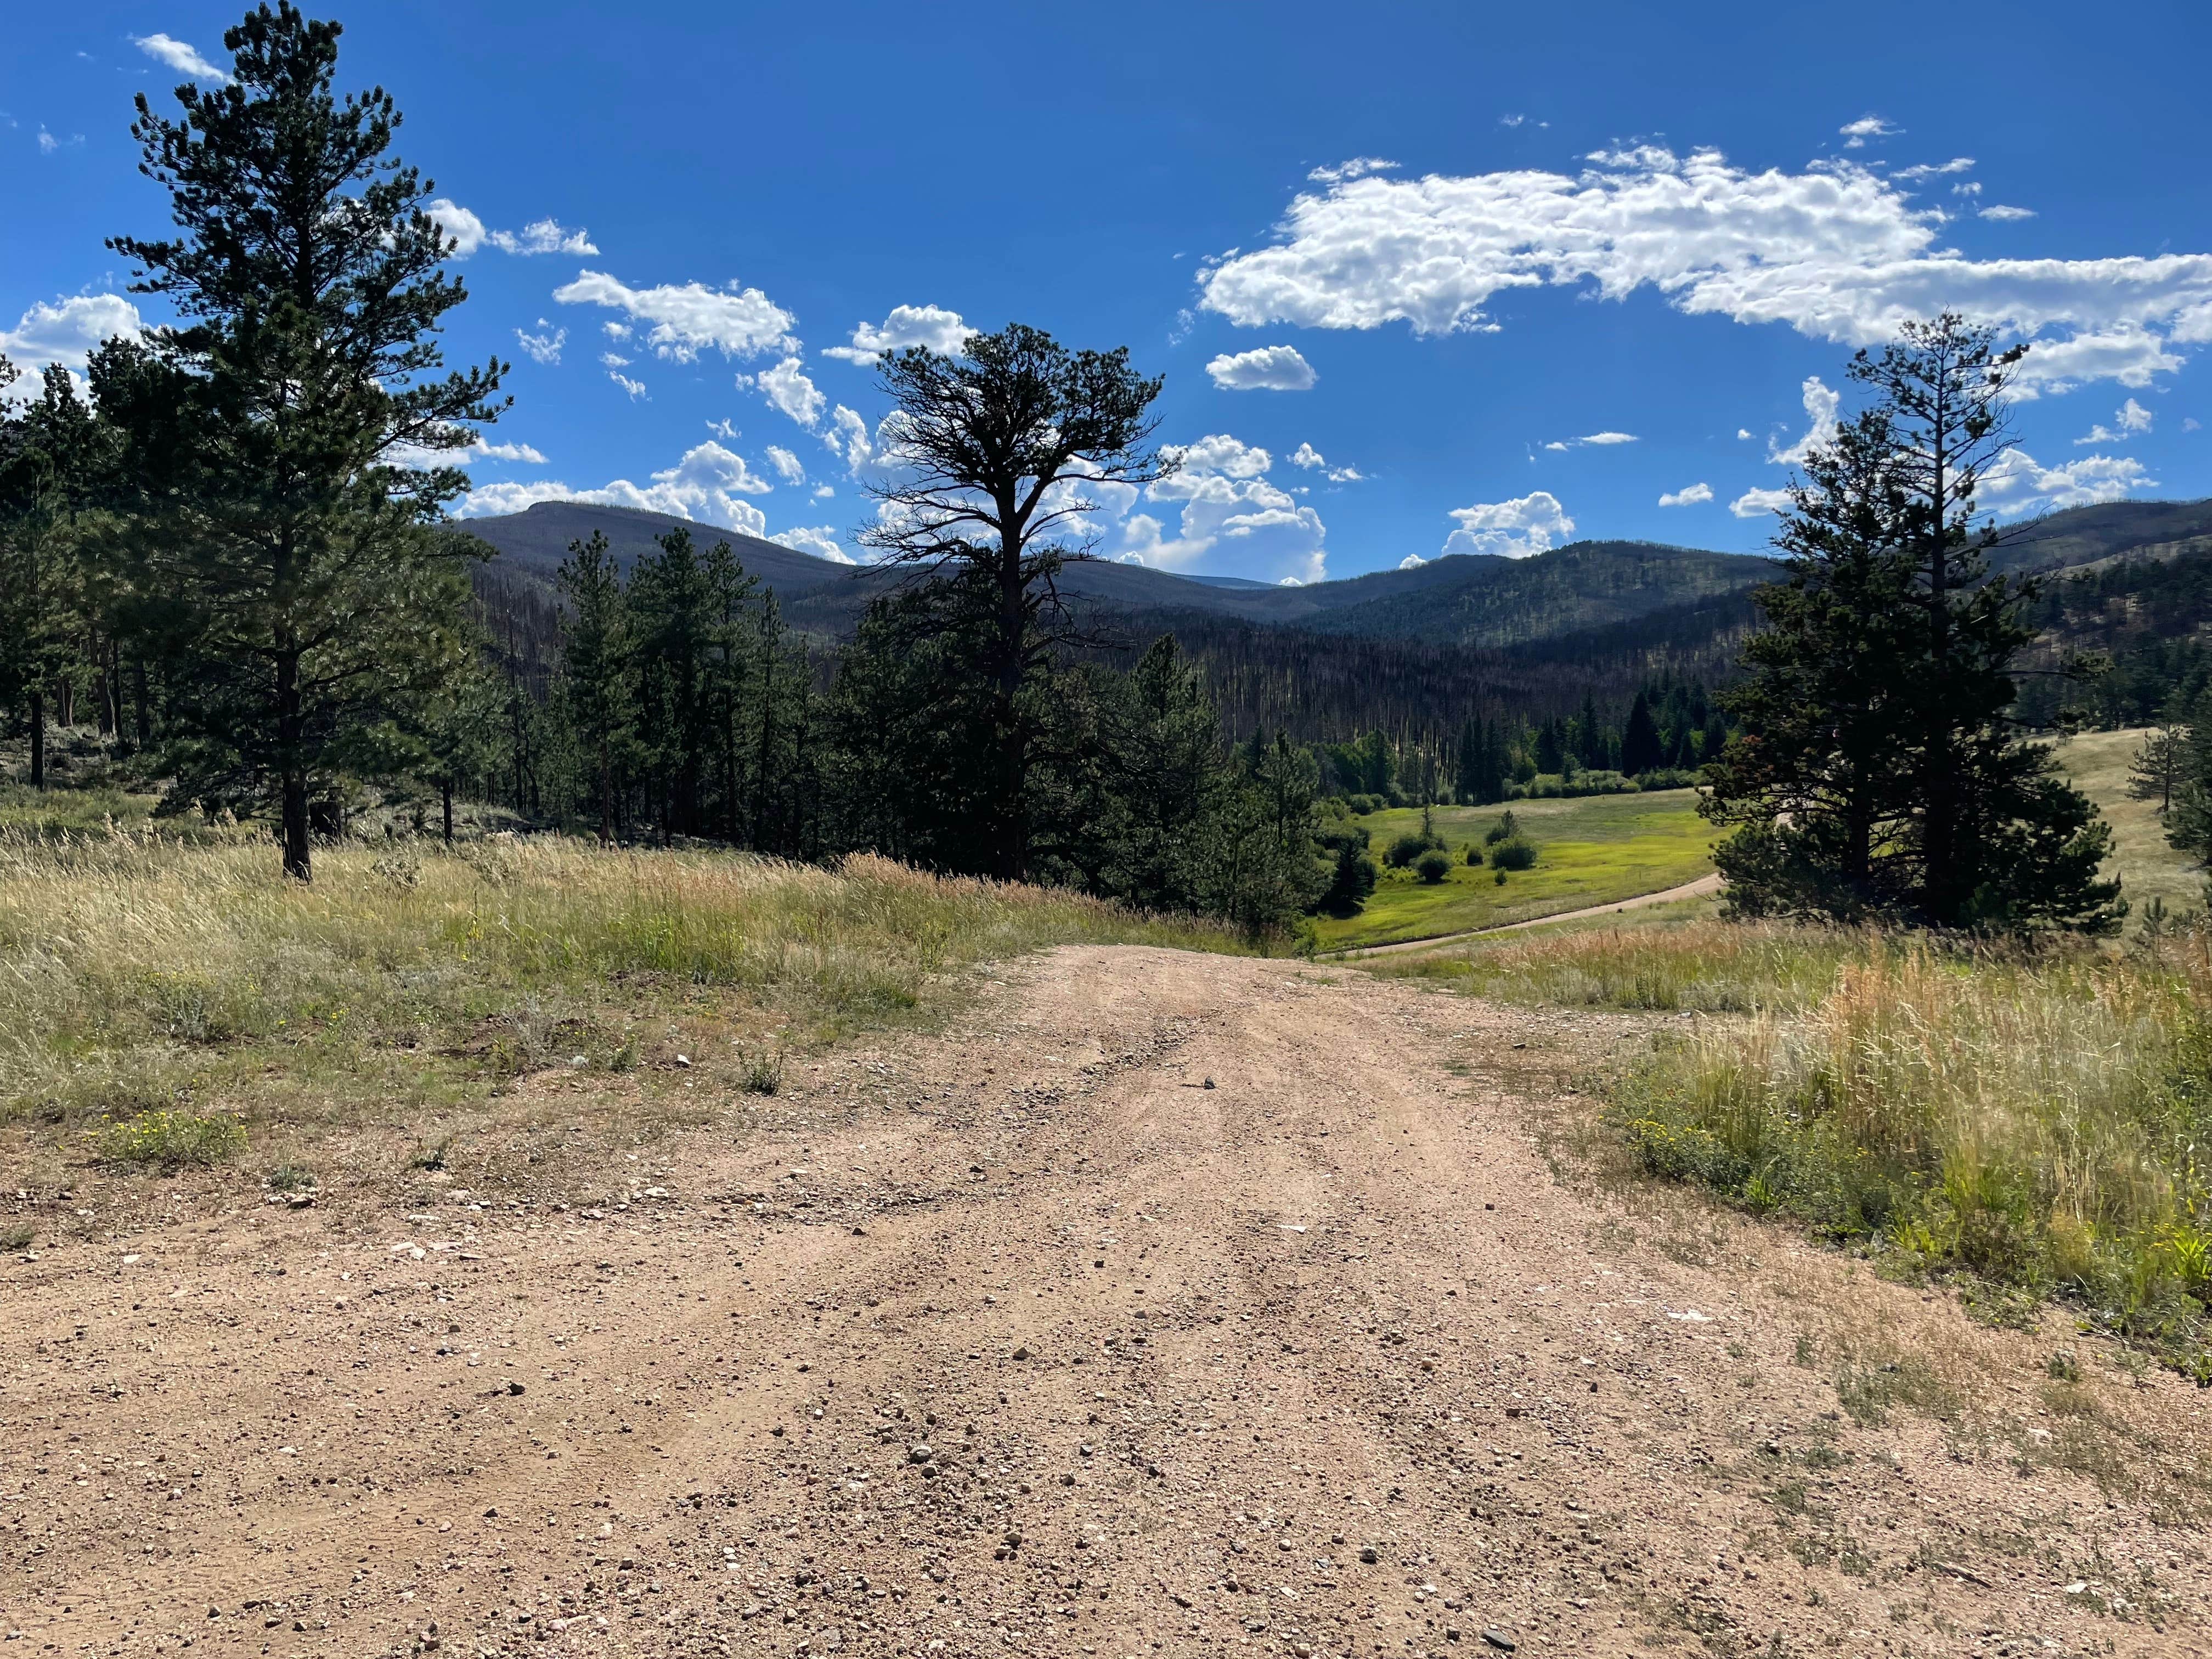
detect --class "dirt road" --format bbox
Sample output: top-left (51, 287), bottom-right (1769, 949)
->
top-left (1329, 874), bottom-right (1726, 960)
top-left (5, 947), bottom-right (2207, 1658)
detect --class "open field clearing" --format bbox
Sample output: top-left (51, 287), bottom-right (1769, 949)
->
top-left (1313, 791), bottom-right (1719, 952)
top-left (2052, 726), bottom-right (2205, 919)
top-left (5, 945), bottom-right (2208, 1659)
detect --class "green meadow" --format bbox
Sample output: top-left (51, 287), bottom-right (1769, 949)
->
top-left (1313, 788), bottom-right (1718, 951)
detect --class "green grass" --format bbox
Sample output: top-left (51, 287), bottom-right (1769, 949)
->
top-left (1377, 913), bottom-right (2212, 1367)
top-left (1314, 789), bottom-right (1717, 951)
top-left (2051, 726), bottom-right (2205, 921)
top-left (0, 827), bottom-right (1243, 1180)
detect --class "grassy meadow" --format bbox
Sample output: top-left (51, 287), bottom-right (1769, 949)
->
top-left (2052, 725), bottom-right (2204, 918)
top-left (0, 804), bottom-right (1238, 1200)
top-left (1313, 788), bottom-right (1718, 951)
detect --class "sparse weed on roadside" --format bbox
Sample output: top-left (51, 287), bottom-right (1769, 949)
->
top-left (90, 1108), bottom-right (247, 1171)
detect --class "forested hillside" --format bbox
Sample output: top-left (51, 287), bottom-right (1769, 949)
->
top-left (457, 494), bottom-right (2212, 753)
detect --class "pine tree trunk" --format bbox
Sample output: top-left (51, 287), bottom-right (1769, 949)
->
top-left (441, 777), bottom-right (454, 845)
top-left (133, 660), bottom-right (151, 746)
top-left (596, 737), bottom-right (614, 847)
top-left (277, 649), bottom-right (312, 882)
top-left (992, 523), bottom-right (1028, 883)
top-left (27, 689), bottom-right (44, 789)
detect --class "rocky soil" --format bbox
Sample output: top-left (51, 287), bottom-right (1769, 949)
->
top-left (4, 946), bottom-right (2208, 1658)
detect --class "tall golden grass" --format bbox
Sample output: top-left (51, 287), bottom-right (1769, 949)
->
top-left (1395, 917), bottom-right (2212, 1358)
top-left (0, 825), bottom-right (1237, 1135)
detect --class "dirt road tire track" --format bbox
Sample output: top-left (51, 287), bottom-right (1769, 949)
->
top-left (5, 946), bottom-right (2205, 1657)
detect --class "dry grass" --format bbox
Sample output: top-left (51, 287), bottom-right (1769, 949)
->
top-left (0, 825), bottom-right (1239, 1190)
top-left (1392, 915), bottom-right (2212, 1366)
top-left (1372, 915), bottom-right (1860, 1011)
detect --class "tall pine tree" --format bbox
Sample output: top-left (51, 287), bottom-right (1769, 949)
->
top-left (1704, 315), bottom-right (2121, 932)
top-left (98, 4), bottom-right (504, 877)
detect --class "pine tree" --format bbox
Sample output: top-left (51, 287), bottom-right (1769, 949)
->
top-left (98, 4), bottom-right (504, 878)
top-left (1534, 716), bottom-right (1564, 776)
top-left (858, 324), bottom-right (1166, 879)
top-left (555, 532), bottom-right (633, 846)
top-left (1705, 315), bottom-right (2123, 933)
top-left (2165, 692), bottom-right (2212, 860)
top-left (1619, 691), bottom-right (1665, 778)
top-left (2129, 718), bottom-right (2186, 817)
top-left (0, 362), bottom-right (106, 788)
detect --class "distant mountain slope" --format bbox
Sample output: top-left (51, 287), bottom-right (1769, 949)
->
top-left (448, 504), bottom-right (1781, 648)
top-left (452, 501), bottom-right (855, 594)
top-left (1294, 542), bottom-right (1778, 649)
top-left (1987, 498), bottom-right (2212, 575)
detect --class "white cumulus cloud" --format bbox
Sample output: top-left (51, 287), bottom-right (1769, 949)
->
top-left (426, 199), bottom-right (487, 257)
top-left (1198, 145), bottom-right (2212, 392)
top-left (429, 202), bottom-right (596, 258)
top-left (1979, 205), bottom-right (2036, 223)
top-left (1730, 486), bottom-right (1797, 518)
top-left (1441, 491), bottom-right (1573, 558)
top-left (1980, 449), bottom-right (2155, 516)
top-left (1307, 157), bottom-right (1398, 184)
top-left (2076, 397), bottom-right (2154, 444)
top-left (768, 525), bottom-right (855, 564)
top-left (131, 33), bottom-right (228, 81)
top-left (554, 271), bottom-right (797, 363)
top-left (1122, 433), bottom-right (1328, 583)
top-left (1290, 441), bottom-right (1363, 482)
top-left (1658, 482), bottom-right (1714, 507)
top-left (765, 445), bottom-right (805, 484)
top-left (0, 293), bottom-right (142, 374)
top-left (608, 370), bottom-right (647, 400)
top-left (1839, 115), bottom-right (1900, 149)
top-left (490, 219), bottom-right (597, 256)
top-left (1205, 344), bottom-right (1317, 391)
top-left (1894, 157), bottom-right (1975, 181)
top-left (514, 324), bottom-right (565, 365)
top-left (820, 304), bottom-right (975, 365)
top-left (1770, 377), bottom-right (1841, 465)
top-left (754, 357), bottom-right (826, 428)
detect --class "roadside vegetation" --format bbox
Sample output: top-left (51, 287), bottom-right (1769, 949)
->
top-left (1382, 913), bottom-right (2212, 1372)
top-left (0, 817), bottom-right (1237, 1185)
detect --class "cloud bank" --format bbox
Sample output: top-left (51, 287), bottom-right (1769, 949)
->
top-left (1200, 145), bottom-right (2212, 391)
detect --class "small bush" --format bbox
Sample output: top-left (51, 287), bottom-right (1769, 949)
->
top-left (1489, 836), bottom-right (1538, 871)
top-left (1345, 793), bottom-right (1384, 815)
top-left (737, 1046), bottom-right (785, 1095)
top-left (1414, 849), bottom-right (1453, 884)
top-left (0, 1221), bottom-right (33, 1252)
top-left (1384, 833), bottom-right (1432, 869)
top-left (1483, 811), bottom-right (1520, 846)
top-left (94, 1109), bottom-right (247, 1171)
top-left (1465, 842), bottom-right (1485, 867)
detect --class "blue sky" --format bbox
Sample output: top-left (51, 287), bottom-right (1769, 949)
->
top-left (5, 1), bottom-right (2210, 583)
